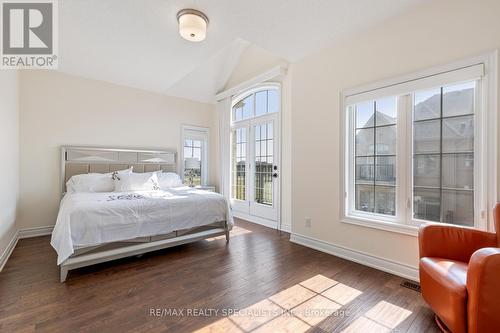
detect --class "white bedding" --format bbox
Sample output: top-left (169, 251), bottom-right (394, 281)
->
top-left (51, 187), bottom-right (233, 265)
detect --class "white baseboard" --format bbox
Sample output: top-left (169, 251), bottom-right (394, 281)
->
top-left (0, 230), bottom-right (19, 272)
top-left (0, 225), bottom-right (54, 272)
top-left (233, 211), bottom-right (292, 233)
top-left (18, 225), bottom-right (54, 239)
top-left (232, 213), bottom-right (291, 233)
top-left (233, 212), bottom-right (279, 230)
top-left (280, 224), bottom-right (291, 233)
top-left (290, 232), bottom-right (419, 282)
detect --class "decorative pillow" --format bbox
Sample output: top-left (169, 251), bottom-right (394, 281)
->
top-left (157, 172), bottom-right (182, 189)
top-left (66, 168), bottom-right (132, 193)
top-left (113, 172), bottom-right (160, 192)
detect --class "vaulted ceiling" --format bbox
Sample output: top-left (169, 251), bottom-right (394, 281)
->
top-left (59, 0), bottom-right (426, 103)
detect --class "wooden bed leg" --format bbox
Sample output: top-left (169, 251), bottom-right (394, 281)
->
top-left (225, 230), bottom-right (230, 243)
top-left (60, 267), bottom-right (69, 283)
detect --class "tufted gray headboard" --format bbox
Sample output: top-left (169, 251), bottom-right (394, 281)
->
top-left (61, 146), bottom-right (177, 194)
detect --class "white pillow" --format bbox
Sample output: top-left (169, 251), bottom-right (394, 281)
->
top-left (157, 172), bottom-right (182, 189)
top-left (113, 172), bottom-right (160, 192)
top-left (66, 168), bottom-right (132, 193)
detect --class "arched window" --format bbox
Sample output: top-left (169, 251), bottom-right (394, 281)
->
top-left (232, 86), bottom-right (280, 122)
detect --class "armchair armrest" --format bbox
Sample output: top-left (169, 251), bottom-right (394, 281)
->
top-left (466, 248), bottom-right (500, 333)
top-left (418, 224), bottom-right (497, 262)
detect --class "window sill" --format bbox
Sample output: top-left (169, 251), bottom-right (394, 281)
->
top-left (341, 215), bottom-right (419, 237)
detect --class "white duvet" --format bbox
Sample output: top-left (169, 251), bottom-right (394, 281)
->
top-left (51, 187), bottom-right (233, 265)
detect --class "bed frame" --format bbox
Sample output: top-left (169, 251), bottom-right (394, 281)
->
top-left (58, 146), bottom-right (229, 282)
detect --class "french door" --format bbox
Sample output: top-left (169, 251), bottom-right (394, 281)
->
top-left (231, 113), bottom-right (280, 222)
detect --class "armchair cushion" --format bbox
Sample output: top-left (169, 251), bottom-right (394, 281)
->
top-left (419, 224), bottom-right (497, 263)
top-left (466, 248), bottom-right (500, 333)
top-left (419, 257), bottom-right (468, 333)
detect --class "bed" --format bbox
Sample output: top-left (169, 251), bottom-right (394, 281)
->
top-left (51, 146), bottom-right (232, 282)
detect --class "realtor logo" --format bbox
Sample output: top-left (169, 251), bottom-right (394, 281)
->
top-left (1, 0), bottom-right (58, 69)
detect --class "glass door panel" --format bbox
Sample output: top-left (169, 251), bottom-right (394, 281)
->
top-left (230, 88), bottom-right (281, 223)
top-left (254, 122), bottom-right (273, 205)
top-left (231, 127), bottom-right (247, 201)
top-left (249, 115), bottom-right (279, 221)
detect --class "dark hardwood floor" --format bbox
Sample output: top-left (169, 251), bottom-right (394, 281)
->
top-left (0, 219), bottom-right (438, 333)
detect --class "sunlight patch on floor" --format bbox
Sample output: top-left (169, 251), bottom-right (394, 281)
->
top-left (193, 274), bottom-right (359, 333)
top-left (230, 299), bottom-right (282, 331)
top-left (205, 226), bottom-right (252, 242)
top-left (341, 316), bottom-right (390, 333)
top-left (341, 300), bottom-right (413, 333)
top-left (269, 284), bottom-right (316, 310)
top-left (365, 300), bottom-right (413, 328)
top-left (292, 295), bottom-right (342, 326)
top-left (299, 274), bottom-right (338, 293)
top-left (252, 314), bottom-right (311, 333)
top-left (192, 274), bottom-right (412, 333)
top-left (321, 283), bottom-right (363, 305)
top-left (189, 274), bottom-right (412, 333)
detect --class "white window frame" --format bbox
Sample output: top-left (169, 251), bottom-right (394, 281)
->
top-left (231, 83), bottom-right (281, 123)
top-left (340, 52), bottom-right (498, 236)
top-left (181, 125), bottom-right (209, 186)
top-left (230, 83), bottom-right (281, 204)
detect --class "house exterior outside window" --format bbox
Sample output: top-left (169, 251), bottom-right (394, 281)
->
top-left (341, 55), bottom-right (497, 234)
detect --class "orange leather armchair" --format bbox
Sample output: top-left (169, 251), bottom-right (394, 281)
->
top-left (418, 204), bottom-right (500, 333)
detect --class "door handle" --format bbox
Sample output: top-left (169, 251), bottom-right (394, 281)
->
top-left (272, 173), bottom-right (278, 178)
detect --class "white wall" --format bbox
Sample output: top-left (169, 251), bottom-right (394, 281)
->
top-left (291, 0), bottom-right (500, 269)
top-left (0, 71), bottom-right (19, 260)
top-left (18, 70), bottom-right (218, 230)
top-left (224, 43), bottom-right (287, 91)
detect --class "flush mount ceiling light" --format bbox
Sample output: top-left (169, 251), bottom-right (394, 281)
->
top-left (177, 9), bottom-right (209, 42)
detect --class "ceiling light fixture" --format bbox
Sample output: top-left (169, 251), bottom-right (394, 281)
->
top-left (177, 9), bottom-right (209, 42)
